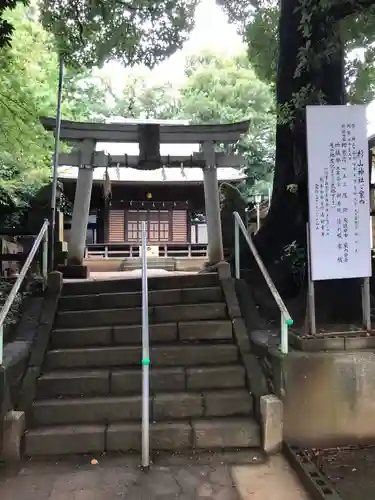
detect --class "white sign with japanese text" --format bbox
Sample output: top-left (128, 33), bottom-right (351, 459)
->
top-left (306, 105), bottom-right (371, 281)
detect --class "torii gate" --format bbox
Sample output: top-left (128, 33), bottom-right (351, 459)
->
top-left (41, 117), bottom-right (249, 272)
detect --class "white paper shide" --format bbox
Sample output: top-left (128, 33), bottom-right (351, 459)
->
top-left (306, 105), bottom-right (371, 281)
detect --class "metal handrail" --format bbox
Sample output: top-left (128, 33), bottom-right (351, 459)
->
top-left (233, 211), bottom-right (293, 354)
top-left (140, 221), bottom-right (150, 468)
top-left (0, 219), bottom-right (49, 364)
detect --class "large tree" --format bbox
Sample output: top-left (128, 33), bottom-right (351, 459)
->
top-left (216, 0), bottom-right (375, 324)
top-left (217, 0), bottom-right (375, 263)
top-left (219, 0), bottom-right (375, 103)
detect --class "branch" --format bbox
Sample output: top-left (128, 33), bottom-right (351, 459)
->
top-left (328, 0), bottom-right (375, 22)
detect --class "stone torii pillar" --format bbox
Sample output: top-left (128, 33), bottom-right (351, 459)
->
top-left (202, 141), bottom-right (224, 264)
top-left (66, 139), bottom-right (96, 275)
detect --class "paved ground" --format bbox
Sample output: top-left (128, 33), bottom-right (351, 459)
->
top-left (309, 445), bottom-right (375, 500)
top-left (0, 455), bottom-right (309, 500)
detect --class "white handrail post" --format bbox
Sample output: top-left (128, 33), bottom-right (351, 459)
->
top-left (233, 211), bottom-right (292, 355)
top-left (141, 221), bottom-right (150, 469)
top-left (234, 219), bottom-right (240, 279)
top-left (362, 277), bottom-right (371, 331)
top-left (280, 314), bottom-right (289, 355)
top-left (42, 223), bottom-right (49, 285)
top-left (0, 323), bottom-right (3, 365)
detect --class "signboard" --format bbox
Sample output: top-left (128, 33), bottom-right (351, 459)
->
top-left (139, 245), bottom-right (159, 257)
top-left (306, 105), bottom-right (371, 281)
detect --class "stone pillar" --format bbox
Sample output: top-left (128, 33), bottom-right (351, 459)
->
top-left (202, 141), bottom-right (224, 264)
top-left (67, 140), bottom-right (95, 267)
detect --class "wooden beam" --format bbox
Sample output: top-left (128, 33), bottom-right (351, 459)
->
top-left (58, 152), bottom-right (246, 168)
top-left (40, 117), bottom-right (250, 144)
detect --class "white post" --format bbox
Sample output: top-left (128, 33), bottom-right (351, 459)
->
top-left (202, 141), bottom-right (224, 264)
top-left (306, 223), bottom-right (316, 335)
top-left (256, 204), bottom-right (260, 231)
top-left (280, 313), bottom-right (289, 355)
top-left (255, 194), bottom-right (262, 232)
top-left (141, 221), bottom-right (150, 469)
top-left (234, 218), bottom-right (240, 279)
top-left (362, 277), bottom-right (371, 332)
top-left (0, 324), bottom-right (3, 365)
top-left (42, 226), bottom-right (48, 284)
top-left (67, 140), bottom-right (95, 265)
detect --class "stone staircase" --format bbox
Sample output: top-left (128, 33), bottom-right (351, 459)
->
top-left (24, 273), bottom-right (261, 456)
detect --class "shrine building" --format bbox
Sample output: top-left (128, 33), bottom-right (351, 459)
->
top-left (41, 117), bottom-right (249, 275)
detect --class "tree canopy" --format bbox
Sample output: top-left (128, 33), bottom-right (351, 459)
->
top-left (40, 0), bottom-right (199, 68)
top-left (218, 0), bottom-right (375, 103)
top-left (0, 0), bottom-right (28, 49)
top-left (111, 68), bottom-right (179, 120)
top-left (0, 5), bottom-right (109, 210)
top-left (0, 2), bottom-right (274, 210)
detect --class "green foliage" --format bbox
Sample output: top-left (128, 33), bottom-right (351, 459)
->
top-left (0, 0), bottom-right (28, 48)
top-left (178, 50), bottom-right (275, 187)
top-left (112, 69), bottom-right (179, 119)
top-left (219, 0), bottom-right (375, 105)
top-left (0, 5), bottom-right (113, 212)
top-left (63, 68), bottom-right (112, 122)
top-left (40, 0), bottom-right (199, 68)
top-left (0, 7), bottom-right (55, 207)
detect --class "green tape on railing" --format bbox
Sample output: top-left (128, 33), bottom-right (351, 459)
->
top-left (142, 358), bottom-right (150, 366)
top-left (286, 319), bottom-right (293, 326)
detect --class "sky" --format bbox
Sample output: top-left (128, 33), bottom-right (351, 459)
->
top-left (153, 0), bottom-right (243, 83)
top-left (104, 0), bottom-right (243, 91)
top-left (103, 0), bottom-right (375, 135)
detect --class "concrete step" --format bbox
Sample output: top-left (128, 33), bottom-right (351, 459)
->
top-left (31, 389), bottom-right (253, 425)
top-left (37, 365), bottom-right (246, 398)
top-left (62, 273), bottom-right (219, 297)
top-left (59, 287), bottom-right (223, 312)
top-left (24, 417), bottom-right (260, 456)
top-left (51, 320), bottom-right (233, 348)
top-left (113, 258), bottom-right (176, 272)
top-left (55, 303), bottom-right (227, 329)
top-left (45, 344), bottom-right (239, 370)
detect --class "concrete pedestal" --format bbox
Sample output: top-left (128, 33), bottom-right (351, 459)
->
top-left (282, 350), bottom-right (375, 447)
top-left (58, 264), bottom-right (90, 279)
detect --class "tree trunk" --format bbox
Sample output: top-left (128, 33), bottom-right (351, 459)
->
top-left (247, 0), bottom-right (363, 325)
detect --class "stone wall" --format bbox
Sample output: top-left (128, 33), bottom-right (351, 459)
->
top-left (282, 350), bottom-right (375, 447)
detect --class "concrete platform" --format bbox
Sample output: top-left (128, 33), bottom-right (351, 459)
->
top-left (64, 269), bottom-right (197, 283)
top-left (282, 350), bottom-right (375, 447)
top-left (84, 257), bottom-right (206, 273)
top-left (251, 330), bottom-right (375, 447)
